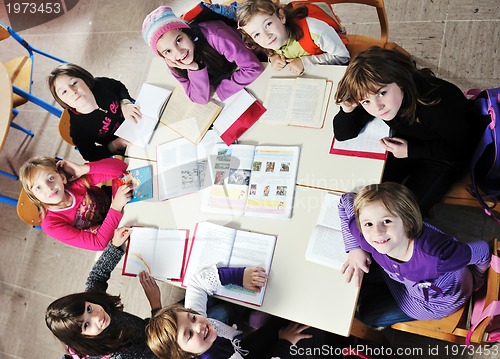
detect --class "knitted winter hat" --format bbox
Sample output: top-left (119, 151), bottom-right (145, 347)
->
top-left (142, 6), bottom-right (190, 55)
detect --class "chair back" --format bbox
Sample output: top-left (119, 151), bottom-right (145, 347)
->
top-left (295, 0), bottom-right (409, 57)
top-left (17, 188), bottom-right (41, 227)
top-left (0, 23), bottom-right (10, 40)
top-left (58, 109), bottom-right (75, 146)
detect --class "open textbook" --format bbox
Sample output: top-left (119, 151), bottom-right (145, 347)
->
top-left (114, 83), bottom-right (172, 147)
top-left (160, 85), bottom-right (222, 144)
top-left (260, 77), bottom-right (332, 128)
top-left (122, 227), bottom-right (189, 281)
top-left (156, 130), bottom-right (224, 201)
top-left (330, 117), bottom-right (390, 159)
top-left (202, 144), bottom-right (300, 218)
top-left (182, 222), bottom-right (277, 306)
top-left (305, 192), bottom-right (348, 270)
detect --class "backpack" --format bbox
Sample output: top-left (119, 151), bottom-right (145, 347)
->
top-left (467, 87), bottom-right (500, 222)
top-left (181, 1), bottom-right (238, 28)
top-left (290, 1), bottom-right (348, 55)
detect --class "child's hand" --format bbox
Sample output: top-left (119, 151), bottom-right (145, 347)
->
top-left (109, 137), bottom-right (130, 153)
top-left (341, 249), bottom-right (371, 287)
top-left (243, 266), bottom-right (268, 292)
top-left (285, 58), bottom-right (304, 76)
top-left (165, 57), bottom-right (200, 71)
top-left (340, 101), bottom-right (358, 113)
top-left (111, 226), bottom-right (131, 247)
top-left (269, 53), bottom-right (287, 70)
top-left (57, 160), bottom-right (89, 182)
top-left (139, 270), bottom-right (162, 310)
top-left (380, 137), bottom-right (408, 158)
top-left (278, 322), bottom-right (312, 345)
top-left (121, 103), bottom-right (142, 123)
top-left (110, 183), bottom-right (133, 212)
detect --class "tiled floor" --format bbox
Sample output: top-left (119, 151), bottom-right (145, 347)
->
top-left (0, 1), bottom-right (499, 358)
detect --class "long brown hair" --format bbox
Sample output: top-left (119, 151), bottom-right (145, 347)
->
top-left (335, 46), bottom-right (438, 125)
top-left (45, 291), bottom-right (136, 357)
top-left (171, 26), bottom-right (237, 87)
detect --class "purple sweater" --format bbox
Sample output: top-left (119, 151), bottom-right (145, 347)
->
top-left (339, 192), bottom-right (491, 320)
top-left (169, 20), bottom-right (263, 104)
top-left (41, 158), bottom-right (127, 251)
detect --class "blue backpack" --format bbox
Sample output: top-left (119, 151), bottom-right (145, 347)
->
top-left (467, 87), bottom-right (500, 222)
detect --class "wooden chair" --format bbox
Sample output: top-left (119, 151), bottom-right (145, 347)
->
top-left (58, 109), bottom-right (75, 146)
top-left (17, 188), bottom-right (42, 227)
top-left (391, 238), bottom-right (500, 345)
top-left (294, 0), bottom-right (410, 57)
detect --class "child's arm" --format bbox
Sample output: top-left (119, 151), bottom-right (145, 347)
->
top-left (184, 265), bottom-right (266, 317)
top-left (84, 227), bottom-right (130, 291)
top-left (205, 22), bottom-right (263, 102)
top-left (169, 66), bottom-right (211, 104)
top-left (139, 270), bottom-right (162, 311)
top-left (82, 158), bottom-right (128, 186)
top-left (333, 105), bottom-right (374, 141)
top-left (105, 78), bottom-right (142, 123)
top-left (338, 193), bottom-right (372, 286)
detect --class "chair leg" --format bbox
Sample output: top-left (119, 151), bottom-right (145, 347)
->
top-left (0, 194), bottom-right (18, 206)
top-left (0, 170), bottom-right (19, 180)
top-left (10, 121), bottom-right (34, 137)
top-left (12, 85), bottom-right (62, 117)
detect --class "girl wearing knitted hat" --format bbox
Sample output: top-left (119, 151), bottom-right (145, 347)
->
top-left (143, 6), bottom-right (263, 105)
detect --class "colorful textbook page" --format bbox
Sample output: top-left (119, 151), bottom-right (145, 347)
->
top-left (182, 222), bottom-right (277, 306)
top-left (122, 227), bottom-right (189, 281)
top-left (112, 165), bottom-right (153, 203)
top-left (202, 144), bottom-right (300, 218)
top-left (330, 117), bottom-right (390, 160)
top-left (156, 131), bottom-right (224, 201)
top-left (212, 89), bottom-right (267, 146)
top-left (305, 192), bottom-right (348, 270)
top-left (114, 83), bottom-right (172, 147)
top-left (260, 77), bottom-right (332, 129)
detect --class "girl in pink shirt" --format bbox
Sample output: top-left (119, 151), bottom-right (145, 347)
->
top-left (19, 157), bottom-right (131, 250)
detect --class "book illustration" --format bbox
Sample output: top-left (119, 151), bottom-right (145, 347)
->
top-left (114, 83), bottom-right (172, 147)
top-left (113, 165), bottom-right (153, 203)
top-left (305, 192), bottom-right (348, 270)
top-left (202, 144), bottom-right (300, 218)
top-left (330, 117), bottom-right (391, 159)
top-left (127, 252), bottom-right (152, 274)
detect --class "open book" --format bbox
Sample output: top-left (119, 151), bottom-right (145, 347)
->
top-left (160, 85), bottom-right (222, 144)
top-left (182, 222), bottom-right (277, 306)
top-left (330, 117), bottom-right (390, 160)
top-left (212, 89), bottom-right (266, 146)
top-left (114, 83), bottom-right (172, 147)
top-left (202, 144), bottom-right (300, 218)
top-left (112, 164), bottom-right (153, 203)
top-left (122, 227), bottom-right (189, 281)
top-left (260, 77), bottom-right (332, 128)
top-left (156, 130), bottom-right (224, 201)
top-left (305, 192), bottom-right (348, 270)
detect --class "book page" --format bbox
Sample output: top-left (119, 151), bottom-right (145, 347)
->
top-left (216, 230), bottom-right (277, 306)
top-left (259, 78), bottom-right (295, 124)
top-left (123, 227), bottom-right (158, 277)
top-left (212, 89), bottom-right (257, 134)
top-left (244, 146), bottom-right (300, 218)
top-left (161, 86), bottom-right (222, 144)
top-left (287, 78), bottom-right (327, 128)
top-left (157, 138), bottom-right (204, 201)
top-left (150, 229), bottom-right (188, 281)
top-left (305, 192), bottom-right (348, 270)
top-left (201, 144), bottom-right (256, 215)
top-left (114, 83), bottom-right (171, 147)
top-left (330, 117), bottom-right (390, 158)
top-left (182, 222), bottom-right (236, 287)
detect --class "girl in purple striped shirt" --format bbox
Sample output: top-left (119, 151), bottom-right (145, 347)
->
top-left (339, 182), bottom-right (491, 327)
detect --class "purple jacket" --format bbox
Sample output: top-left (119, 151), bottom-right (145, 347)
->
top-left (339, 192), bottom-right (491, 320)
top-left (169, 20), bottom-right (263, 104)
